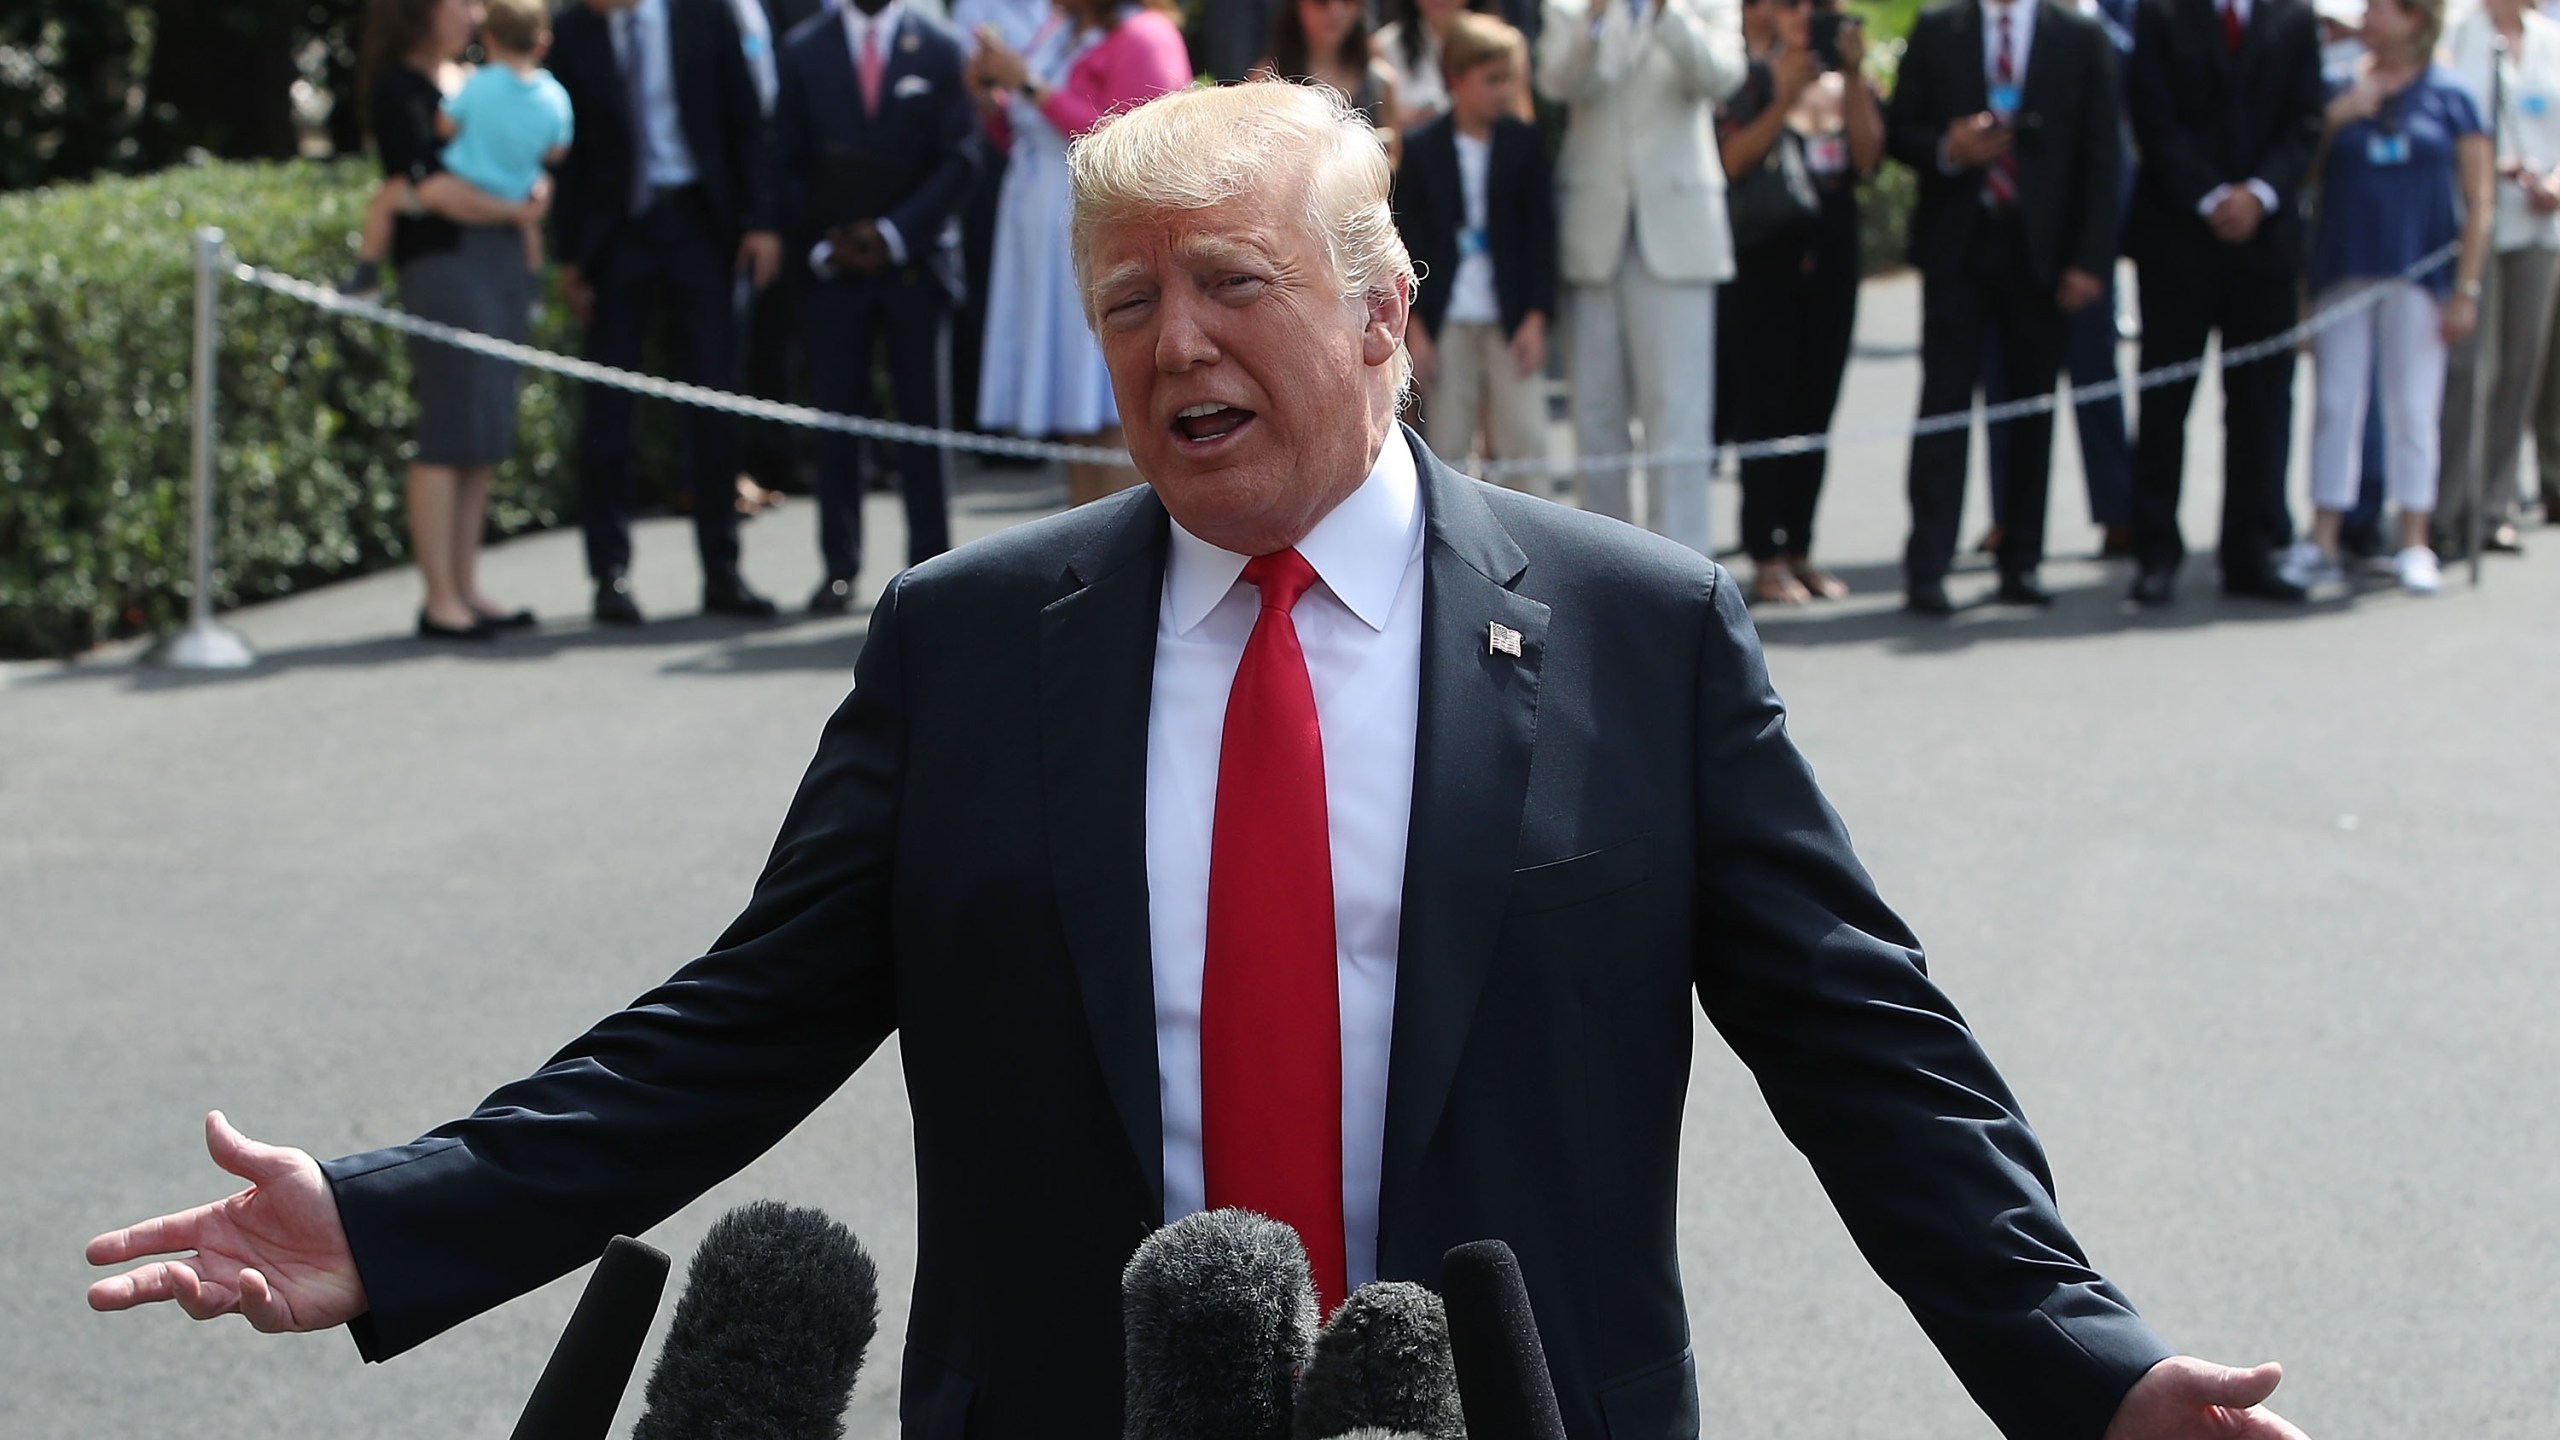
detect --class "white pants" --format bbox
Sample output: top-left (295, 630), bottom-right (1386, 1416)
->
top-left (2310, 279), bottom-right (2448, 515)
top-left (1422, 320), bottom-right (1553, 496)
top-left (1566, 236), bottom-right (1716, 554)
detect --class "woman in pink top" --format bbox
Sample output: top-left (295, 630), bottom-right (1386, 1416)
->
top-left (972, 1), bottom-right (1193, 503)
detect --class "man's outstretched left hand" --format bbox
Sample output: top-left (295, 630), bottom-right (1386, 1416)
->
top-left (2106, 1357), bottom-right (2309, 1440)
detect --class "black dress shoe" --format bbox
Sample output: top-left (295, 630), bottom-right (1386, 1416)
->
top-left (1904, 580), bottom-right (1956, 617)
top-left (593, 577), bottom-right (644, 625)
top-left (704, 577), bottom-right (779, 618)
top-left (2129, 568), bottom-right (2176, 607)
top-left (417, 611), bottom-right (496, 641)
top-left (808, 577), bottom-right (857, 615)
top-left (2223, 571), bottom-right (2308, 603)
top-left (1993, 572), bottom-right (2055, 606)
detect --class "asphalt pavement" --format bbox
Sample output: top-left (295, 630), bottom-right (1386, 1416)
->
top-left (6, 271), bottom-right (2556, 1437)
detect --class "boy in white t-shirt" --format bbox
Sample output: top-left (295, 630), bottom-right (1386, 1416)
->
top-left (1391, 12), bottom-right (1559, 492)
top-left (346, 0), bottom-right (573, 296)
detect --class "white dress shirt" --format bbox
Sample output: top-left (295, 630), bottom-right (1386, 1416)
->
top-left (614, 0), bottom-right (703, 189)
top-left (809, 2), bottom-right (912, 271)
top-left (1147, 429), bottom-right (1424, 1294)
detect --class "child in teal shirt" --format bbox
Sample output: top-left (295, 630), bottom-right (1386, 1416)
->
top-left (347, 0), bottom-right (572, 296)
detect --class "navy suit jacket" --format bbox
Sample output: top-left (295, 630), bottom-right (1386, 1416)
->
top-left (2123, 0), bottom-right (2326, 273)
top-left (1395, 114), bottom-right (1559, 343)
top-left (774, 6), bottom-right (982, 302)
top-left (545, 0), bottom-right (777, 271)
top-left (1885, 0), bottom-right (2123, 290)
top-left (322, 430), bottom-right (2172, 1438)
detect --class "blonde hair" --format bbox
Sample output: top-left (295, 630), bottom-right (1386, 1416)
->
top-left (1439, 11), bottom-right (1522, 80)
top-left (1068, 79), bottom-right (1418, 396)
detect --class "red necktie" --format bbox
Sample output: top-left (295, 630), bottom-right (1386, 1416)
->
top-left (858, 23), bottom-right (884, 118)
top-left (1986, 4), bottom-right (2020, 207)
top-left (1199, 548), bottom-right (1348, 1315)
top-left (2222, 0), bottom-right (2244, 53)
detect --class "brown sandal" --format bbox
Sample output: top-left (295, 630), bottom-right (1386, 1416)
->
top-left (1789, 560), bottom-right (1848, 599)
top-left (1752, 566), bottom-right (1813, 605)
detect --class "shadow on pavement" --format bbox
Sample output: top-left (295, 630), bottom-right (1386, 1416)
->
top-left (19, 611), bottom-right (876, 691)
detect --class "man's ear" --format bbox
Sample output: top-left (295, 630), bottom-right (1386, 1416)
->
top-left (1362, 272), bottom-right (1413, 369)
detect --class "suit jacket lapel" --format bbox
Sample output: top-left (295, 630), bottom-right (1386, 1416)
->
top-left (1953, 3), bottom-right (1990, 117)
top-left (1040, 488), bottom-right (1173, 1217)
top-left (1377, 431), bottom-right (1548, 1238)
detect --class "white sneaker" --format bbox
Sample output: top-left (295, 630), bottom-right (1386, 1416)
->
top-left (2277, 539), bottom-right (2345, 591)
top-left (2394, 545), bottom-right (2442, 594)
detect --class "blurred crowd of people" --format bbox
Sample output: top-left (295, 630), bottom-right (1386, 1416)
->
top-left (344, 0), bottom-right (2560, 637)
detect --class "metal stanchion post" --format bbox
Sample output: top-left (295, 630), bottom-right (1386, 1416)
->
top-left (2468, 35), bottom-right (2508, 590)
top-left (144, 226), bottom-right (256, 669)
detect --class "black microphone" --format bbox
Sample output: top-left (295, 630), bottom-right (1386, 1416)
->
top-left (630, 1200), bottom-right (880, 1440)
top-left (1122, 1207), bottom-right (1320, 1440)
top-left (508, 1234), bottom-right (671, 1440)
top-left (1292, 1280), bottom-right (1464, 1440)
top-left (1440, 1239), bottom-right (1567, 1440)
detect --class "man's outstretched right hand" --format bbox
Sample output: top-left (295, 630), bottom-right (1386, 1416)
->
top-left (86, 1111), bottom-right (367, 1333)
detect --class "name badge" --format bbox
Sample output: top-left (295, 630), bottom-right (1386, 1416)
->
top-left (2367, 132), bottom-right (2411, 166)
top-left (1805, 133), bottom-right (1849, 175)
top-left (1457, 225), bottom-right (1488, 259)
top-left (1987, 82), bottom-right (2021, 118)
top-left (2525, 92), bottom-right (2551, 119)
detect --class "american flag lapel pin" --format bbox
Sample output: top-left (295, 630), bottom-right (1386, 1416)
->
top-left (1488, 622), bottom-right (1523, 658)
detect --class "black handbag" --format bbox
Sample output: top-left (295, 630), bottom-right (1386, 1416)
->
top-left (1725, 70), bottom-right (1822, 251)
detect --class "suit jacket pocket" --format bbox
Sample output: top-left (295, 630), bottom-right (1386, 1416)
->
top-left (1598, 1345), bottom-right (1701, 1440)
top-left (1507, 833), bottom-right (1656, 916)
top-left (899, 1341), bottom-right (976, 1439)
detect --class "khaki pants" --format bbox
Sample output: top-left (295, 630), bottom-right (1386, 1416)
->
top-left (1421, 320), bottom-right (1553, 496)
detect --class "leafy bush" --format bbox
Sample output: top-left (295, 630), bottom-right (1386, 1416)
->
top-left (0, 156), bottom-right (579, 658)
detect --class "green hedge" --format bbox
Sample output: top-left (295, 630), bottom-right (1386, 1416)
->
top-left (0, 157), bottom-right (580, 659)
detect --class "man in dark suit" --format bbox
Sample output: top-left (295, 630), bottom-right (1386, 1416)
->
top-left (775, 0), bottom-right (981, 614)
top-left (1886, 0), bottom-right (2122, 614)
top-left (549, 0), bottom-right (783, 623)
top-left (88, 83), bottom-right (2305, 1440)
top-left (2122, 0), bottom-right (2327, 605)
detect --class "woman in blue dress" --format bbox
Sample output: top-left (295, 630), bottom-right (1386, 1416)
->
top-left (971, 1), bottom-right (1190, 503)
top-left (2288, 0), bottom-right (2493, 595)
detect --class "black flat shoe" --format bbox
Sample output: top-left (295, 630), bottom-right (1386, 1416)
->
top-left (1993, 573), bottom-right (2055, 606)
top-left (417, 611), bottom-right (496, 641)
top-left (808, 577), bottom-right (857, 615)
top-left (2223, 571), bottom-right (2308, 603)
top-left (704, 578), bottom-right (779, 618)
top-left (594, 577), bottom-right (644, 625)
top-left (472, 607), bottom-right (538, 629)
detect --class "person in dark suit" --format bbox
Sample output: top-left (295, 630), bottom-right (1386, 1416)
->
top-left (87, 82), bottom-right (2307, 1440)
top-left (2122, 0), bottom-right (2327, 604)
top-left (549, 0), bottom-right (784, 622)
top-left (1885, 0), bottom-right (2122, 614)
top-left (775, 0), bottom-right (982, 614)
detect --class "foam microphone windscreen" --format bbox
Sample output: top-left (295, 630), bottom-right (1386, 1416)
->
top-left (508, 1234), bottom-right (671, 1440)
top-left (1441, 1239), bottom-right (1568, 1440)
top-left (630, 1200), bottom-right (880, 1440)
top-left (1122, 1207), bottom-right (1320, 1440)
top-left (1292, 1281), bottom-right (1465, 1440)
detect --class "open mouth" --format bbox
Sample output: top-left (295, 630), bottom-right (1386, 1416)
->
top-left (1171, 402), bottom-right (1255, 447)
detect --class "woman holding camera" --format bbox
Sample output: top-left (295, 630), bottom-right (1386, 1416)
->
top-left (1715, 0), bottom-right (1880, 603)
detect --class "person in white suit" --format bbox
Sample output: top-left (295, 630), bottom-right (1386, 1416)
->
top-left (1538, 0), bottom-right (1747, 556)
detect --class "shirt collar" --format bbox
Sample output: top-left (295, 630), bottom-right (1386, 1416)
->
top-left (844, 1), bottom-right (906, 44)
top-left (1164, 427), bottom-right (1422, 637)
